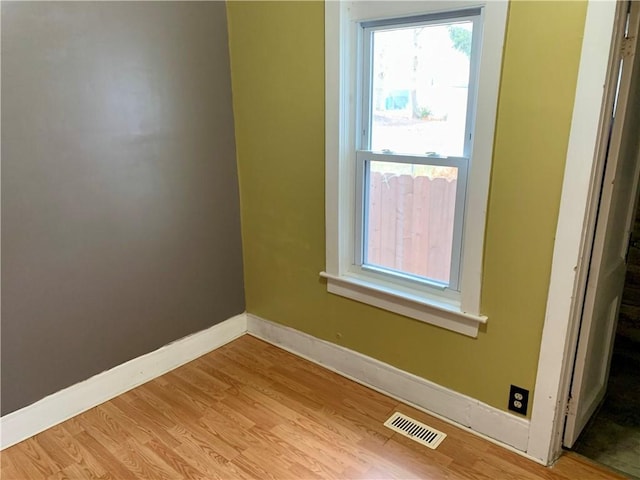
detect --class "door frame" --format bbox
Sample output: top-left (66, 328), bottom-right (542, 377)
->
top-left (526, 0), bottom-right (634, 465)
top-left (563, 0), bottom-right (640, 446)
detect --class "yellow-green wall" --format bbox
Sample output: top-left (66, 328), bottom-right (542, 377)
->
top-left (227, 1), bottom-right (587, 414)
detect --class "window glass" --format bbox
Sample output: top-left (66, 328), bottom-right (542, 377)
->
top-left (369, 21), bottom-right (473, 157)
top-left (364, 160), bottom-right (458, 285)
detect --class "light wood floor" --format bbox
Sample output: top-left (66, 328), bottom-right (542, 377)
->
top-left (0, 335), bottom-right (625, 479)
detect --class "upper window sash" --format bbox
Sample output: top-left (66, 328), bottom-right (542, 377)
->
top-left (358, 9), bottom-right (483, 158)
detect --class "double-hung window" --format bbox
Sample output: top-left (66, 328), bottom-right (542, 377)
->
top-left (323, 2), bottom-right (507, 337)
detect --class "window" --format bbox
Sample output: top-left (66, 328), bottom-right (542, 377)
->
top-left (358, 11), bottom-right (480, 291)
top-left (323, 1), bottom-right (508, 337)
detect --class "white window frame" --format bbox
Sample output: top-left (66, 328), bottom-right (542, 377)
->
top-left (322, 1), bottom-right (508, 337)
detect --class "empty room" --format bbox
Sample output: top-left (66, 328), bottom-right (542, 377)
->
top-left (2, 1), bottom-right (639, 478)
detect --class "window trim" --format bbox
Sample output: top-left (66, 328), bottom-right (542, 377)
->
top-left (322, 1), bottom-right (507, 337)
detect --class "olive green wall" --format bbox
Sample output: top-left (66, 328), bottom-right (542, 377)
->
top-left (227, 1), bottom-right (587, 413)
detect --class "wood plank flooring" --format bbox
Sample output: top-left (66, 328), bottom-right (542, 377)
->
top-left (0, 335), bottom-right (626, 479)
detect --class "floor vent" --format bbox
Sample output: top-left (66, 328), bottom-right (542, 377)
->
top-left (384, 412), bottom-right (447, 449)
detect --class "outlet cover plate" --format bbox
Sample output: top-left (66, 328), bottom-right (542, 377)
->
top-left (508, 385), bottom-right (529, 415)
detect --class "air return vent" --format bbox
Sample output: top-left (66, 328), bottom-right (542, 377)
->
top-left (384, 412), bottom-right (447, 449)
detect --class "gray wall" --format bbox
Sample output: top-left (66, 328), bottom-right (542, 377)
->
top-left (1, 1), bottom-right (245, 415)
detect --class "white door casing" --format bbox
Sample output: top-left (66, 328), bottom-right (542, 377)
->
top-left (563, 0), bottom-right (640, 447)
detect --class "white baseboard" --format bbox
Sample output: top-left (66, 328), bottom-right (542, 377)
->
top-left (2, 311), bottom-right (532, 458)
top-left (246, 314), bottom-right (531, 453)
top-left (0, 313), bottom-right (247, 450)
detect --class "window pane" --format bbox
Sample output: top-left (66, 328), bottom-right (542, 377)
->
top-left (365, 160), bottom-right (458, 284)
top-left (370, 21), bottom-right (472, 157)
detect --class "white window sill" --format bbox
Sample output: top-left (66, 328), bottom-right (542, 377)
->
top-left (320, 271), bottom-right (487, 338)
